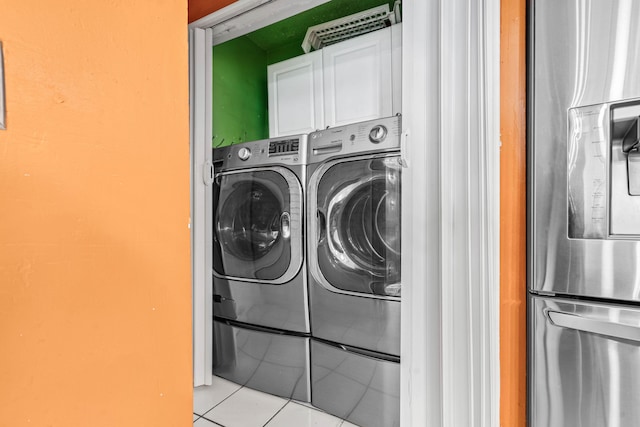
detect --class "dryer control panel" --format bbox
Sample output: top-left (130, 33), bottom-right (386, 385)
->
top-left (308, 116), bottom-right (401, 164)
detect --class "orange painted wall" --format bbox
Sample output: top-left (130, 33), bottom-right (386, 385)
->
top-left (0, 1), bottom-right (191, 426)
top-left (500, 0), bottom-right (527, 425)
top-left (189, 0), bottom-right (237, 23)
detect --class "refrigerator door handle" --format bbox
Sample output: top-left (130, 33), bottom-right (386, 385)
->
top-left (548, 310), bottom-right (640, 342)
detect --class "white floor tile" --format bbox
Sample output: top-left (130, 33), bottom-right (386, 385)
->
top-left (194, 376), bottom-right (242, 415)
top-left (265, 401), bottom-right (342, 427)
top-left (193, 413), bottom-right (200, 421)
top-left (291, 400), bottom-right (317, 409)
top-left (203, 386), bottom-right (288, 426)
top-left (340, 421), bottom-right (361, 427)
top-left (194, 417), bottom-right (223, 426)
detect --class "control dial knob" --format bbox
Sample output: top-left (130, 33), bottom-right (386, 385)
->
top-left (369, 125), bottom-right (388, 143)
top-left (237, 147), bottom-right (251, 161)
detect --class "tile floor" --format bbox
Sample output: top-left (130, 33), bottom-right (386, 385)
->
top-left (194, 376), bottom-right (360, 427)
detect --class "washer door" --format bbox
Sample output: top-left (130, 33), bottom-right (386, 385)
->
top-left (214, 167), bottom-right (303, 283)
top-left (310, 155), bottom-right (401, 298)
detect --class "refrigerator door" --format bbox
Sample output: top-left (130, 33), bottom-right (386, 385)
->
top-left (531, 0), bottom-right (640, 300)
top-left (530, 296), bottom-right (640, 427)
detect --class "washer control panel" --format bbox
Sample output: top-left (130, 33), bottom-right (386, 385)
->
top-left (309, 116), bottom-right (401, 162)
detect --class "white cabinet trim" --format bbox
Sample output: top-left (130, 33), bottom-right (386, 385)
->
top-left (188, 0), bottom-right (332, 45)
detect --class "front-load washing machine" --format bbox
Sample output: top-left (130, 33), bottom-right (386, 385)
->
top-left (212, 135), bottom-right (310, 401)
top-left (306, 116), bottom-right (402, 427)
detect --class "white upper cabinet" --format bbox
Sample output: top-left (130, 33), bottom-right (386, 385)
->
top-left (322, 26), bottom-right (393, 127)
top-left (268, 25), bottom-right (402, 137)
top-left (268, 50), bottom-right (324, 138)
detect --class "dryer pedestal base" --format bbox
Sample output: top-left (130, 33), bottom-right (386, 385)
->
top-left (213, 319), bottom-right (311, 402)
top-left (310, 340), bottom-right (400, 427)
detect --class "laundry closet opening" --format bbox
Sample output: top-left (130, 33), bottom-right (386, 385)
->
top-left (209, 1), bottom-right (403, 427)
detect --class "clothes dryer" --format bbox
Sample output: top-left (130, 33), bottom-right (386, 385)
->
top-left (307, 116), bottom-right (401, 427)
top-left (212, 135), bottom-right (310, 401)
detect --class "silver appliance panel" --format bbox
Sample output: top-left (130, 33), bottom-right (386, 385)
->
top-left (214, 135), bottom-right (307, 170)
top-left (306, 151), bottom-right (401, 355)
top-left (213, 167), bottom-right (304, 285)
top-left (213, 319), bottom-right (310, 402)
top-left (530, 296), bottom-right (640, 427)
top-left (308, 116), bottom-right (401, 165)
top-left (567, 103), bottom-right (609, 239)
top-left (307, 151), bottom-right (401, 355)
top-left (531, 0), bottom-right (640, 301)
top-left (311, 340), bottom-right (400, 427)
top-left (309, 280), bottom-right (400, 356)
top-left (213, 267), bottom-right (309, 333)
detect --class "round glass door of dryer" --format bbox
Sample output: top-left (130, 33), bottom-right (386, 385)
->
top-left (313, 155), bottom-right (401, 298)
top-left (214, 168), bottom-right (303, 283)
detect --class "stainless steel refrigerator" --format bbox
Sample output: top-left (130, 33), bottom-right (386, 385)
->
top-left (529, 1), bottom-right (640, 426)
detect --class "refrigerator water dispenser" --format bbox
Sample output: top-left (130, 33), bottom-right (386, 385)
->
top-left (610, 102), bottom-right (640, 236)
top-left (568, 100), bottom-right (640, 238)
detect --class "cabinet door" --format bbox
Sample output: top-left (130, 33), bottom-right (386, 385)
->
top-left (268, 50), bottom-right (324, 137)
top-left (323, 26), bottom-right (393, 127)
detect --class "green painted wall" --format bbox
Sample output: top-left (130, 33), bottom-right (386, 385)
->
top-left (212, 0), bottom-right (397, 146)
top-left (266, 41), bottom-right (306, 66)
top-left (212, 37), bottom-right (268, 147)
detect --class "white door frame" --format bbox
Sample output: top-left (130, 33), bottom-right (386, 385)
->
top-left (401, 0), bottom-right (501, 425)
top-left (189, 26), bottom-right (213, 387)
top-left (189, 1), bottom-right (500, 425)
